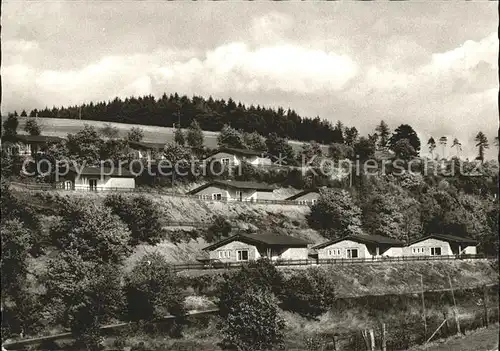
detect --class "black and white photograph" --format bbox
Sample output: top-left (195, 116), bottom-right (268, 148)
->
top-left (0, 1), bottom-right (499, 350)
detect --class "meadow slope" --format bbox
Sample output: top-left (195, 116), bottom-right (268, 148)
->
top-left (10, 116), bottom-right (329, 153)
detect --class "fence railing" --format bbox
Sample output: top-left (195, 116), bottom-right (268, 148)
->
top-left (9, 181), bottom-right (312, 206)
top-left (173, 254), bottom-right (492, 271)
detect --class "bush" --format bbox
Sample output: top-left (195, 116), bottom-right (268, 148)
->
top-left (50, 200), bottom-right (131, 264)
top-left (204, 215), bottom-right (232, 242)
top-left (104, 194), bottom-right (165, 246)
top-left (281, 268), bottom-right (336, 319)
top-left (125, 253), bottom-right (186, 326)
top-left (220, 288), bottom-right (285, 351)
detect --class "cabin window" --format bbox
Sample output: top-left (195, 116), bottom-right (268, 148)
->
top-left (328, 249), bottom-right (341, 256)
top-left (237, 250), bottom-right (249, 261)
top-left (89, 179), bottom-right (98, 191)
top-left (212, 193), bottom-right (222, 200)
top-left (311, 199), bottom-right (317, 205)
top-left (430, 247), bottom-right (442, 256)
top-left (218, 250), bottom-right (231, 259)
top-left (221, 158), bottom-right (230, 165)
top-left (412, 247), bottom-right (424, 254)
top-left (346, 248), bottom-right (358, 259)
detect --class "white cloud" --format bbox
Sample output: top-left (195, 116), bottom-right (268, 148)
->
top-left (250, 12), bottom-right (293, 44)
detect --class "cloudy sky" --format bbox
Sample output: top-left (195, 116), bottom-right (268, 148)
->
top-left (2, 1), bottom-right (498, 158)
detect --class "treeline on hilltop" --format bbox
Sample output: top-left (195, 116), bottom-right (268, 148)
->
top-left (10, 93), bottom-right (347, 144)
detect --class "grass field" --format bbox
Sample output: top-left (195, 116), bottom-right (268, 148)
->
top-left (11, 116), bottom-right (329, 153)
top-left (409, 325), bottom-right (499, 351)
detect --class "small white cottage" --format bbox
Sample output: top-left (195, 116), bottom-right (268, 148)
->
top-left (187, 180), bottom-right (275, 201)
top-left (404, 234), bottom-right (478, 257)
top-left (203, 233), bottom-right (310, 263)
top-left (286, 188), bottom-right (321, 205)
top-left (62, 166), bottom-right (136, 191)
top-left (204, 147), bottom-right (272, 167)
top-left (313, 234), bottom-right (405, 260)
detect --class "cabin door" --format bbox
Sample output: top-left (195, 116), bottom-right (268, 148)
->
top-left (89, 179), bottom-right (98, 191)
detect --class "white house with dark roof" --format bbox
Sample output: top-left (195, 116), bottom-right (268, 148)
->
top-left (203, 233), bottom-right (310, 262)
top-left (204, 147), bottom-right (272, 167)
top-left (313, 234), bottom-right (405, 260)
top-left (62, 166), bottom-right (136, 191)
top-left (128, 140), bottom-right (166, 160)
top-left (3, 134), bottom-right (64, 156)
top-left (404, 234), bottom-right (478, 257)
top-left (286, 188), bottom-right (321, 205)
top-left (187, 180), bottom-right (275, 201)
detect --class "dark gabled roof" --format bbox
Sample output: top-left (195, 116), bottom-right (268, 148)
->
top-left (10, 134), bottom-right (64, 144)
top-left (206, 147), bottom-right (267, 158)
top-left (68, 166), bottom-right (135, 178)
top-left (312, 234), bottom-right (405, 249)
top-left (128, 140), bottom-right (165, 150)
top-left (203, 233), bottom-right (310, 251)
top-left (187, 180), bottom-right (275, 194)
top-left (409, 234), bottom-right (478, 246)
top-left (286, 188), bottom-right (321, 200)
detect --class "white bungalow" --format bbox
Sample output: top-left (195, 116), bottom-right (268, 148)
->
top-left (204, 147), bottom-right (272, 167)
top-left (203, 233), bottom-right (310, 263)
top-left (61, 166), bottom-right (136, 191)
top-left (285, 188), bottom-right (321, 205)
top-left (187, 180), bottom-right (275, 201)
top-left (313, 235), bottom-right (405, 260)
top-left (404, 234), bottom-right (478, 257)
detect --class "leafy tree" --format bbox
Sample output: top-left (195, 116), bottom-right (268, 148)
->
top-left (205, 215), bottom-right (232, 242)
top-left (174, 124), bottom-right (186, 146)
top-left (220, 288), bottom-right (284, 351)
top-left (392, 138), bottom-right (417, 161)
top-left (389, 124), bottom-right (420, 155)
top-left (2, 115), bottom-right (18, 137)
top-left (353, 137), bottom-right (376, 162)
top-left (66, 125), bottom-right (104, 165)
top-left (104, 194), bottom-right (164, 246)
top-left (451, 138), bottom-right (462, 157)
top-left (100, 123), bottom-right (119, 139)
top-left (1, 219), bottom-right (33, 296)
top-left (243, 131), bottom-right (267, 152)
top-left (186, 120), bottom-right (204, 149)
top-left (127, 127), bottom-right (144, 143)
top-left (328, 143), bottom-right (353, 161)
top-left (427, 137), bottom-right (436, 159)
top-left (474, 131), bottom-right (489, 163)
top-left (298, 141), bottom-right (323, 167)
top-left (217, 124), bottom-right (244, 149)
top-left (344, 127), bottom-right (359, 146)
top-left (50, 200), bottom-right (131, 264)
top-left (265, 132), bottom-right (295, 165)
top-left (375, 120), bottom-right (391, 149)
top-left (163, 142), bottom-right (192, 185)
top-left (1, 149), bottom-right (14, 178)
top-left (307, 189), bottom-right (363, 239)
top-left (45, 252), bottom-right (124, 350)
top-left (99, 138), bottom-right (129, 164)
top-left (24, 118), bottom-right (41, 136)
top-left (361, 194), bottom-right (406, 240)
top-left (439, 136), bottom-right (448, 159)
top-left (125, 253), bottom-right (185, 323)
top-left (281, 268), bottom-right (336, 319)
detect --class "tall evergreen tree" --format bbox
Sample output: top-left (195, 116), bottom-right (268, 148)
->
top-left (427, 137), bottom-right (436, 159)
top-left (186, 120), bottom-right (204, 149)
top-left (375, 120), bottom-right (390, 149)
top-left (474, 131), bottom-right (489, 163)
top-left (439, 136), bottom-right (448, 159)
top-left (174, 124), bottom-right (185, 146)
top-left (388, 124), bottom-right (421, 155)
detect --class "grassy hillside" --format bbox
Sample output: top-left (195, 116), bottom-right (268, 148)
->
top-left (10, 116), bottom-right (329, 153)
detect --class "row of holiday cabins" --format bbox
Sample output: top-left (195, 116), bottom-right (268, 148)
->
top-left (200, 233), bottom-right (478, 263)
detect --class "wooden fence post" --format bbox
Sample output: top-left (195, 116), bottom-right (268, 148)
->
top-left (420, 274), bottom-right (427, 340)
top-left (381, 323), bottom-right (387, 351)
top-left (369, 329), bottom-right (375, 351)
top-left (482, 284), bottom-right (489, 327)
top-left (447, 274), bottom-right (461, 335)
